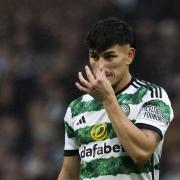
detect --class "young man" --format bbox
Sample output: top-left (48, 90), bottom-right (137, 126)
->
top-left (58, 17), bottom-right (174, 180)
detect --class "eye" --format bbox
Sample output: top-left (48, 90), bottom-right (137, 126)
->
top-left (104, 54), bottom-right (117, 60)
top-left (90, 54), bottom-right (97, 58)
top-left (89, 54), bottom-right (99, 61)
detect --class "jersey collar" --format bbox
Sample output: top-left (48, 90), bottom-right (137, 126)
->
top-left (115, 77), bottom-right (134, 95)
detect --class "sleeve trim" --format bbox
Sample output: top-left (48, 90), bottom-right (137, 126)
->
top-left (64, 150), bottom-right (79, 156)
top-left (135, 123), bottom-right (163, 139)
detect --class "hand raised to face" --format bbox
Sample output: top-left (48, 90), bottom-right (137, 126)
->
top-left (75, 65), bottom-right (115, 103)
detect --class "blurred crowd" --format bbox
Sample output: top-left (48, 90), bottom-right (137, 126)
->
top-left (0, 0), bottom-right (180, 179)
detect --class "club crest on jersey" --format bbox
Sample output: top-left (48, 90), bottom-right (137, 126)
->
top-left (91, 123), bottom-right (108, 141)
top-left (121, 104), bottom-right (130, 116)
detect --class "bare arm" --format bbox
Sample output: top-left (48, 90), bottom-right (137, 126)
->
top-left (58, 155), bottom-right (80, 180)
top-left (103, 95), bottom-right (161, 165)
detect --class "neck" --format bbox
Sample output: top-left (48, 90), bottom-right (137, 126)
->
top-left (114, 73), bottom-right (132, 93)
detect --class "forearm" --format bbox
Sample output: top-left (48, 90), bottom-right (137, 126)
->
top-left (103, 95), bottom-right (155, 164)
top-left (58, 156), bottom-right (80, 180)
top-left (58, 176), bottom-right (78, 180)
top-left (58, 171), bottom-right (79, 180)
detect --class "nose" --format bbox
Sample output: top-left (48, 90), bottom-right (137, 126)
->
top-left (97, 57), bottom-right (105, 71)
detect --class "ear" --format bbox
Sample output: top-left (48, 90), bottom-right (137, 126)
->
top-left (127, 48), bottom-right (136, 65)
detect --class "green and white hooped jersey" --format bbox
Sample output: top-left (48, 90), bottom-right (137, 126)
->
top-left (64, 78), bottom-right (174, 180)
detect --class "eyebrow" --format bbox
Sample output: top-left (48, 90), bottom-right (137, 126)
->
top-left (103, 51), bottom-right (116, 55)
top-left (89, 51), bottom-right (96, 54)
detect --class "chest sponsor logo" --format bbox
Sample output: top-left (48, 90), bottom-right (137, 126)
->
top-left (90, 123), bottom-right (108, 141)
top-left (143, 105), bottom-right (167, 124)
top-left (121, 104), bottom-right (130, 116)
top-left (80, 142), bottom-right (126, 159)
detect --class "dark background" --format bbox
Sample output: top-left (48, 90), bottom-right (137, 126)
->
top-left (0, 0), bottom-right (179, 179)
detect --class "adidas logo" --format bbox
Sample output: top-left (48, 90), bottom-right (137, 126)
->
top-left (76, 116), bottom-right (86, 125)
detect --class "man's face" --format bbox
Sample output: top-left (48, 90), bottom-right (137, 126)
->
top-left (89, 44), bottom-right (135, 89)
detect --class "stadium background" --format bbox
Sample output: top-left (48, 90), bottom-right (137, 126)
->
top-left (0, 0), bottom-right (179, 179)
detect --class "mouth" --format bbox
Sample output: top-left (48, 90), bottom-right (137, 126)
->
top-left (105, 74), bottom-right (111, 77)
top-left (105, 72), bottom-right (112, 77)
top-left (105, 74), bottom-right (112, 79)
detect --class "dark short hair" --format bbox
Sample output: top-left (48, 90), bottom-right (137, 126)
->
top-left (86, 17), bottom-right (136, 52)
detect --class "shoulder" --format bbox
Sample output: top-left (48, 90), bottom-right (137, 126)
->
top-left (135, 78), bottom-right (174, 123)
top-left (133, 78), bottom-right (170, 100)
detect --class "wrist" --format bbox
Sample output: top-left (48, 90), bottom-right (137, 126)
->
top-left (102, 94), bottom-right (117, 107)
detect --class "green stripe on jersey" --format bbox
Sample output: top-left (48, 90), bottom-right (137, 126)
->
top-left (75, 123), bottom-right (117, 147)
top-left (70, 86), bottom-right (149, 117)
top-left (80, 156), bottom-right (152, 180)
top-left (116, 86), bottom-right (149, 105)
top-left (70, 96), bottom-right (103, 118)
top-left (65, 122), bottom-right (75, 138)
top-left (75, 120), bottom-right (136, 147)
top-left (154, 163), bottom-right (160, 170)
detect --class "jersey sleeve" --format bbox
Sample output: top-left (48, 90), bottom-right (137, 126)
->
top-left (135, 87), bottom-right (174, 139)
top-left (64, 106), bottom-right (79, 156)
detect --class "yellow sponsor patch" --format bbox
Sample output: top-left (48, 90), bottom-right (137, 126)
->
top-left (91, 123), bottom-right (108, 141)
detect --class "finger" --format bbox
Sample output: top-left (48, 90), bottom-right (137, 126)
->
top-left (75, 82), bottom-right (89, 93)
top-left (102, 69), bottom-right (107, 79)
top-left (78, 72), bottom-right (91, 88)
top-left (96, 68), bottom-right (103, 80)
top-left (85, 65), bottom-right (95, 82)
